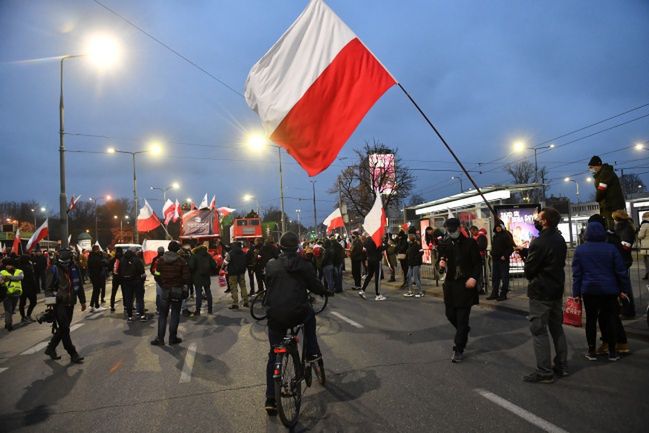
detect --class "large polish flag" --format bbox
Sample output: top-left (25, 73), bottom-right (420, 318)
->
top-left (162, 199), bottom-right (175, 224)
top-left (245, 0), bottom-right (396, 176)
top-left (26, 219), bottom-right (49, 252)
top-left (174, 199), bottom-right (182, 222)
top-left (137, 200), bottom-right (162, 233)
top-left (199, 194), bottom-right (209, 210)
top-left (323, 208), bottom-right (345, 233)
top-left (11, 229), bottom-right (21, 255)
top-left (217, 207), bottom-right (236, 218)
top-left (363, 194), bottom-right (386, 248)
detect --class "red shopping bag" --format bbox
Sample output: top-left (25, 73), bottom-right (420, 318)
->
top-left (563, 297), bottom-right (583, 327)
top-left (218, 269), bottom-right (227, 287)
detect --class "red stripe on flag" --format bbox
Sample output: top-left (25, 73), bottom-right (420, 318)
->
top-left (327, 216), bottom-right (345, 233)
top-left (271, 38), bottom-right (396, 176)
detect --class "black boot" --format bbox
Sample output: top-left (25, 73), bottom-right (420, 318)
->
top-left (45, 346), bottom-right (61, 360)
top-left (486, 292), bottom-right (498, 300)
top-left (70, 353), bottom-right (84, 364)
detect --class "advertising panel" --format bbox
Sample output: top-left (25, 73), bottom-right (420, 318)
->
top-left (181, 209), bottom-right (219, 238)
top-left (419, 219), bottom-right (433, 264)
top-left (368, 153), bottom-right (395, 194)
top-left (495, 204), bottom-right (540, 274)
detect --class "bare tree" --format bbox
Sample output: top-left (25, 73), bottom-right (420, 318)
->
top-left (620, 173), bottom-right (647, 197)
top-left (332, 140), bottom-right (414, 227)
top-left (505, 161), bottom-right (548, 203)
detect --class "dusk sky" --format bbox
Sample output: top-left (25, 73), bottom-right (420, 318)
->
top-left (1, 0), bottom-right (648, 225)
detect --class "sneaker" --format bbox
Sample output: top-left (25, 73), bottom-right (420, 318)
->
top-left (96, 306), bottom-right (106, 312)
top-left (89, 307), bottom-right (95, 313)
top-left (414, 293), bottom-right (423, 298)
top-left (358, 290), bottom-right (367, 299)
top-left (486, 294), bottom-right (498, 300)
top-left (307, 353), bottom-right (322, 363)
top-left (584, 350), bottom-right (598, 361)
top-left (228, 304), bottom-right (239, 310)
top-left (403, 291), bottom-right (414, 297)
top-left (139, 314), bottom-right (148, 322)
top-left (552, 366), bottom-right (569, 378)
top-left (169, 337), bottom-right (182, 345)
top-left (522, 372), bottom-right (554, 384)
top-left (110, 307), bottom-right (116, 313)
top-left (496, 295), bottom-right (508, 301)
top-left (375, 294), bottom-right (386, 301)
top-left (596, 343), bottom-right (609, 355)
top-left (150, 338), bottom-right (164, 346)
top-left (608, 352), bottom-right (621, 362)
top-left (265, 397), bottom-right (277, 415)
top-left (451, 350), bottom-right (463, 363)
top-left (70, 354), bottom-right (85, 364)
top-left (127, 316), bottom-right (134, 322)
top-left (101, 299), bottom-right (106, 304)
top-left (44, 346), bottom-right (61, 360)
top-left (616, 343), bottom-right (630, 354)
top-left (193, 310), bottom-right (201, 317)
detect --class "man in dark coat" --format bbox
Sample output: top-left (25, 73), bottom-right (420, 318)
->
top-left (189, 245), bottom-right (217, 316)
top-left (358, 234), bottom-right (386, 301)
top-left (487, 220), bottom-right (515, 301)
top-left (588, 155), bottom-right (625, 230)
top-left (349, 232), bottom-right (364, 289)
top-left (225, 242), bottom-right (249, 309)
top-left (437, 218), bottom-right (481, 363)
top-left (87, 245), bottom-right (107, 311)
top-left (521, 207), bottom-right (568, 383)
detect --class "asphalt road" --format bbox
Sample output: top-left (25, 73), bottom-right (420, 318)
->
top-left (0, 275), bottom-right (648, 433)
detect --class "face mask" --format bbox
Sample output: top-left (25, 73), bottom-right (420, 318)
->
top-left (448, 231), bottom-right (460, 240)
top-left (534, 220), bottom-right (544, 232)
top-left (589, 167), bottom-right (598, 175)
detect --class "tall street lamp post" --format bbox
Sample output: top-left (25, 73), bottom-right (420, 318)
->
top-left (243, 194), bottom-right (261, 217)
top-left (513, 141), bottom-right (555, 201)
top-left (114, 215), bottom-right (129, 243)
top-left (296, 209), bottom-right (301, 239)
top-left (89, 195), bottom-right (112, 243)
top-left (450, 175), bottom-right (464, 193)
top-left (310, 180), bottom-right (317, 235)
top-left (151, 181), bottom-right (180, 203)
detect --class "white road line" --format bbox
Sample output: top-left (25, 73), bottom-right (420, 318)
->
top-left (0, 367), bottom-right (8, 374)
top-left (20, 323), bottom-right (84, 355)
top-left (475, 389), bottom-right (570, 433)
top-left (179, 342), bottom-right (197, 384)
top-left (330, 311), bottom-right (364, 329)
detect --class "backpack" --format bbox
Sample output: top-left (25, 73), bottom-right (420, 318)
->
top-left (119, 257), bottom-right (137, 279)
top-left (265, 258), bottom-right (310, 329)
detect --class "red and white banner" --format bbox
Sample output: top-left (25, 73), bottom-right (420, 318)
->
top-left (209, 195), bottom-right (216, 210)
top-left (363, 194), bottom-right (386, 248)
top-left (217, 207), bottom-right (236, 218)
top-left (137, 200), bottom-right (162, 233)
top-left (26, 219), bottom-right (48, 252)
top-left (174, 199), bottom-right (182, 222)
top-left (142, 239), bottom-right (170, 265)
top-left (323, 208), bottom-right (345, 233)
top-left (11, 229), bottom-right (21, 255)
top-left (162, 199), bottom-right (175, 225)
top-left (244, 0), bottom-right (396, 176)
top-left (68, 195), bottom-right (81, 213)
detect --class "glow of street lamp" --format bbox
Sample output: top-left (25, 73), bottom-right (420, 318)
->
top-left (186, 198), bottom-right (192, 203)
top-left (149, 141), bottom-right (163, 155)
top-left (564, 177), bottom-right (571, 182)
top-left (245, 132), bottom-right (269, 152)
top-left (124, 215), bottom-right (130, 220)
top-left (243, 194), bottom-right (254, 202)
top-left (107, 147), bottom-right (116, 154)
top-left (85, 33), bottom-right (122, 70)
top-left (106, 195), bottom-right (112, 201)
top-left (171, 182), bottom-right (180, 190)
top-left (40, 207), bottom-right (46, 212)
top-left (549, 144), bottom-right (556, 149)
top-left (114, 215), bottom-right (118, 219)
top-left (635, 143), bottom-right (645, 151)
top-left (512, 140), bottom-right (526, 153)
top-left (586, 177), bottom-right (593, 183)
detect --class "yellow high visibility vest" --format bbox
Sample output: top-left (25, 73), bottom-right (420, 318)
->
top-left (0, 269), bottom-right (23, 296)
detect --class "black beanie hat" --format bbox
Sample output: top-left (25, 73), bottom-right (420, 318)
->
top-left (279, 232), bottom-right (299, 250)
top-left (168, 241), bottom-right (181, 252)
top-left (444, 218), bottom-right (460, 231)
top-left (588, 155), bottom-right (602, 166)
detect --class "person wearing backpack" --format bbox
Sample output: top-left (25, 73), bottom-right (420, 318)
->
top-left (118, 249), bottom-right (146, 322)
top-left (263, 232), bottom-right (327, 415)
top-left (189, 244), bottom-right (217, 316)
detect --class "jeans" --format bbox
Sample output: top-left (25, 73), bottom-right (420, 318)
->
top-left (48, 304), bottom-right (77, 356)
top-left (445, 304), bottom-right (471, 352)
top-left (155, 282), bottom-right (162, 313)
top-left (3, 295), bottom-right (18, 328)
top-left (361, 261), bottom-right (382, 295)
top-left (528, 298), bottom-right (568, 375)
top-left (195, 283), bottom-right (213, 313)
top-left (322, 264), bottom-right (335, 292)
top-left (491, 259), bottom-right (510, 296)
top-left (90, 276), bottom-right (105, 308)
top-left (408, 265), bottom-right (422, 295)
top-left (266, 309), bottom-right (320, 398)
top-left (583, 294), bottom-right (618, 352)
top-left (351, 259), bottom-right (362, 288)
top-left (620, 269), bottom-right (636, 317)
top-left (158, 298), bottom-right (181, 341)
top-left (334, 264), bottom-right (343, 293)
top-left (134, 281), bottom-right (145, 316)
top-left (228, 274), bottom-right (248, 305)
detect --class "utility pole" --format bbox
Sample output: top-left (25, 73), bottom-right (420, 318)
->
top-left (310, 180), bottom-right (317, 236)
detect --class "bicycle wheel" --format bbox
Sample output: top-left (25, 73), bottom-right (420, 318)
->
top-left (250, 290), bottom-right (267, 320)
top-left (309, 292), bottom-right (328, 315)
top-left (274, 346), bottom-right (302, 428)
top-left (313, 358), bottom-right (326, 386)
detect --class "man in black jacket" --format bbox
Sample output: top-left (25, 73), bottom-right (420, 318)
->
top-left (87, 245), bottom-right (107, 312)
top-left (589, 155), bottom-right (625, 230)
top-left (358, 234), bottom-right (386, 301)
top-left (349, 232), bottom-right (364, 290)
top-left (118, 249), bottom-right (146, 322)
top-left (263, 232), bottom-right (327, 415)
top-left (437, 218), bottom-right (481, 363)
top-left (487, 220), bottom-right (515, 301)
top-left (225, 242), bottom-right (249, 309)
top-left (522, 207), bottom-right (568, 383)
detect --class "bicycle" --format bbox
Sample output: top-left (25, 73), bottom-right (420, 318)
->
top-left (272, 323), bottom-right (326, 428)
top-left (250, 289), bottom-right (328, 320)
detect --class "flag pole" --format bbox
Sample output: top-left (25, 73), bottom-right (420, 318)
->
top-left (397, 83), bottom-right (497, 218)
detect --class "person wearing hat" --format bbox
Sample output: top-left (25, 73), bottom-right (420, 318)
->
top-left (588, 155), bottom-right (625, 230)
top-left (150, 246), bottom-right (166, 314)
top-left (44, 247), bottom-right (86, 363)
top-left (437, 217), bottom-right (481, 363)
top-left (262, 231), bottom-right (327, 415)
top-left (487, 220), bottom-right (516, 301)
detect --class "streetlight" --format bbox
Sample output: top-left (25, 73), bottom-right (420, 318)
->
top-left (512, 141), bottom-right (555, 200)
top-left (450, 175), bottom-right (464, 193)
top-left (310, 180), bottom-right (317, 235)
top-left (296, 209), bottom-right (302, 239)
top-left (243, 194), bottom-right (260, 216)
top-left (150, 181), bottom-right (180, 202)
top-left (59, 33), bottom-right (122, 247)
top-left (114, 214), bottom-right (129, 243)
top-left (564, 177), bottom-right (580, 203)
top-left (635, 142), bottom-right (645, 151)
top-left (89, 195), bottom-right (111, 242)
top-left (107, 141), bottom-right (163, 242)
top-left (245, 132), bottom-right (286, 233)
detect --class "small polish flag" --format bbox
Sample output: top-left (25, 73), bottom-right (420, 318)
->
top-left (11, 229), bottom-right (21, 255)
top-left (323, 208), bottom-right (345, 233)
top-left (174, 199), bottom-right (182, 222)
top-left (363, 194), bottom-right (386, 248)
top-left (209, 196), bottom-right (216, 210)
top-left (199, 194), bottom-right (209, 210)
top-left (94, 241), bottom-right (103, 252)
top-left (67, 195), bottom-right (81, 213)
top-left (137, 200), bottom-right (162, 233)
top-left (26, 219), bottom-right (49, 252)
top-left (162, 199), bottom-right (175, 225)
top-left (245, 0), bottom-right (396, 176)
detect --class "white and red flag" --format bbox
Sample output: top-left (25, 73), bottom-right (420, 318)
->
top-left (11, 229), bottom-right (21, 255)
top-left (137, 200), bottom-right (161, 233)
top-left (26, 219), bottom-right (48, 252)
top-left (244, 0), bottom-right (396, 176)
top-left (323, 208), bottom-right (345, 233)
top-left (162, 199), bottom-right (175, 224)
top-left (199, 194), bottom-right (209, 210)
top-left (217, 207), bottom-right (236, 218)
top-left (209, 196), bottom-right (216, 210)
top-left (174, 199), bottom-right (182, 222)
top-left (363, 194), bottom-right (386, 248)
top-left (67, 195), bottom-right (81, 213)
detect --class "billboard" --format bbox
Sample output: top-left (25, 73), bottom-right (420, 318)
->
top-left (368, 153), bottom-right (395, 194)
top-left (495, 204), bottom-right (540, 274)
top-left (180, 209), bottom-right (220, 239)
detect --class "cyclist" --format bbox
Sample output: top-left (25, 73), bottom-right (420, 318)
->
top-left (263, 231), bottom-right (327, 415)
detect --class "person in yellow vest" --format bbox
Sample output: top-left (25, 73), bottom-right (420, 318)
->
top-left (1, 258), bottom-right (24, 331)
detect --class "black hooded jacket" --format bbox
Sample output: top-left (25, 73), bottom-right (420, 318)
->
top-left (594, 163), bottom-right (625, 212)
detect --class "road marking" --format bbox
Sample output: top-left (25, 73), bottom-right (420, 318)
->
top-left (330, 311), bottom-right (364, 329)
top-left (475, 389), bottom-right (570, 433)
top-left (0, 367), bottom-right (8, 374)
top-left (179, 343), bottom-right (197, 383)
top-left (109, 359), bottom-right (123, 374)
top-left (21, 323), bottom-right (84, 355)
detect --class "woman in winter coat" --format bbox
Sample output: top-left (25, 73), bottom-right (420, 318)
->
top-left (612, 209), bottom-right (636, 318)
top-left (636, 211), bottom-right (649, 279)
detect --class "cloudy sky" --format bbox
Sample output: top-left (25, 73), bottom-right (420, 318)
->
top-left (1, 0), bottom-right (648, 225)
